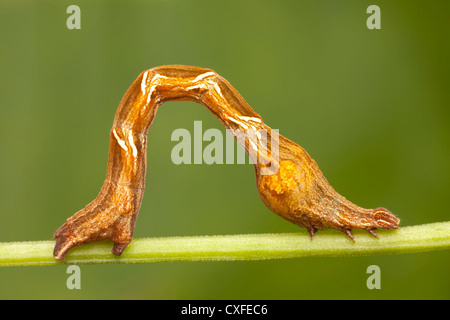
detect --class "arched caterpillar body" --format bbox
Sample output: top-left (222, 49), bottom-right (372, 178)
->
top-left (53, 65), bottom-right (399, 260)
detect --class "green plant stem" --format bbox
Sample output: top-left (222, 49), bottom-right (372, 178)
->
top-left (0, 222), bottom-right (449, 267)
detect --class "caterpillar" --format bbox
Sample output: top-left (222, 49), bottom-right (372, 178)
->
top-left (53, 65), bottom-right (399, 260)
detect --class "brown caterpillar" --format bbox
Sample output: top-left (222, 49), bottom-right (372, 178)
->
top-left (53, 65), bottom-right (399, 260)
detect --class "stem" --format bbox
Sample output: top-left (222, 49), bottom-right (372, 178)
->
top-left (1, 222), bottom-right (449, 267)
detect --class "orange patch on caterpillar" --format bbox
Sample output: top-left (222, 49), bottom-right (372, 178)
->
top-left (263, 160), bottom-right (302, 196)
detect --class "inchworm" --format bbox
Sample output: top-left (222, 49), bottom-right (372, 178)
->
top-left (53, 65), bottom-right (399, 260)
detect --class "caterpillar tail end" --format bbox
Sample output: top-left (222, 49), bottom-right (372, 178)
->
top-left (371, 207), bottom-right (400, 230)
top-left (53, 224), bottom-right (77, 261)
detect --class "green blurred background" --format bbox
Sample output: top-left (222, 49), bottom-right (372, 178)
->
top-left (0, 0), bottom-right (449, 299)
